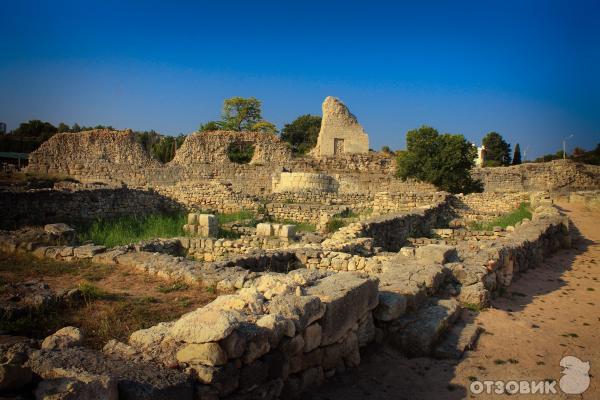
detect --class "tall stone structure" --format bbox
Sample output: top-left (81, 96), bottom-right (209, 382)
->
top-left (313, 96), bottom-right (369, 157)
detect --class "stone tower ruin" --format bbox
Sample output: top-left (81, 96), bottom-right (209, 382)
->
top-left (313, 96), bottom-right (369, 157)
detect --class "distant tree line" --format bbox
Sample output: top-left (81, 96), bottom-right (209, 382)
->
top-left (0, 120), bottom-right (185, 163)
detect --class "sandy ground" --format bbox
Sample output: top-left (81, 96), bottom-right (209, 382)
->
top-left (306, 201), bottom-right (599, 400)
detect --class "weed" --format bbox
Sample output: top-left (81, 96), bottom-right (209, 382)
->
top-left (494, 359), bottom-right (506, 365)
top-left (463, 303), bottom-right (482, 312)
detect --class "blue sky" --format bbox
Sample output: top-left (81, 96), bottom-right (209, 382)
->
top-left (1, 0), bottom-right (598, 158)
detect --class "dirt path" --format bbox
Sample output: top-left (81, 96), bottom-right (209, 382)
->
top-left (306, 202), bottom-right (599, 400)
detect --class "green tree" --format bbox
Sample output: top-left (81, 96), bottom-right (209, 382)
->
top-left (251, 120), bottom-right (278, 134)
top-left (280, 115), bottom-right (321, 154)
top-left (71, 123), bottom-right (82, 132)
top-left (199, 97), bottom-right (277, 133)
top-left (221, 97), bottom-right (262, 131)
top-left (482, 132), bottom-right (511, 166)
top-left (396, 125), bottom-right (481, 193)
top-left (199, 121), bottom-right (223, 132)
top-left (12, 120), bottom-right (57, 140)
top-left (512, 143), bottom-right (522, 165)
top-left (57, 122), bottom-right (71, 133)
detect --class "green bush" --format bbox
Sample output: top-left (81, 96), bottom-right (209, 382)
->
top-left (227, 141), bottom-right (255, 164)
top-left (325, 218), bottom-right (347, 233)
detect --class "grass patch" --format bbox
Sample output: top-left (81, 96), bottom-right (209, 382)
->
top-left (77, 212), bottom-right (186, 247)
top-left (273, 219), bottom-right (316, 233)
top-left (217, 210), bottom-right (255, 225)
top-left (470, 202), bottom-right (532, 231)
top-left (325, 217), bottom-right (347, 233)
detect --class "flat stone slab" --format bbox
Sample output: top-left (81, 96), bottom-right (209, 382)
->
top-left (27, 347), bottom-right (193, 400)
top-left (170, 307), bottom-right (244, 344)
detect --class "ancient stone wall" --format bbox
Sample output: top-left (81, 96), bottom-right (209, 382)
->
top-left (372, 191), bottom-right (449, 215)
top-left (0, 188), bottom-right (181, 229)
top-left (27, 130), bottom-right (161, 186)
top-left (272, 173), bottom-right (338, 193)
top-left (171, 131), bottom-right (292, 165)
top-left (471, 159), bottom-right (600, 192)
top-left (312, 97), bottom-right (369, 156)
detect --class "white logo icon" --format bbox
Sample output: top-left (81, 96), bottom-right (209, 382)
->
top-left (559, 356), bottom-right (590, 395)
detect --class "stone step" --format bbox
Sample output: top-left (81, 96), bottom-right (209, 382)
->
top-left (433, 314), bottom-right (483, 359)
top-left (387, 297), bottom-right (461, 357)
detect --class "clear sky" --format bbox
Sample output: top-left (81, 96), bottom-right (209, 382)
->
top-left (1, 0), bottom-right (598, 159)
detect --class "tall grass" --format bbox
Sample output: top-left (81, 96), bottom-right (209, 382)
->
top-left (470, 202), bottom-right (532, 231)
top-left (78, 213), bottom-right (186, 247)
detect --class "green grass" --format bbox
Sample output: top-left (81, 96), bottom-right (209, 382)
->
top-left (470, 202), bottom-right (532, 231)
top-left (273, 219), bottom-right (316, 233)
top-left (325, 217), bottom-right (347, 233)
top-left (217, 210), bottom-right (256, 225)
top-left (77, 212), bottom-right (186, 247)
top-left (157, 281), bottom-right (189, 294)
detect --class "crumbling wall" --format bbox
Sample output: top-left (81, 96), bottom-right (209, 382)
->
top-left (27, 130), bottom-right (160, 185)
top-left (0, 188), bottom-right (181, 229)
top-left (171, 131), bottom-right (292, 165)
top-left (471, 159), bottom-right (600, 192)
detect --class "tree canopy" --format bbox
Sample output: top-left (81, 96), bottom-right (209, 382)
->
top-left (200, 97), bottom-right (277, 133)
top-left (482, 132), bottom-right (511, 166)
top-left (280, 115), bottom-right (321, 155)
top-left (396, 125), bottom-right (481, 193)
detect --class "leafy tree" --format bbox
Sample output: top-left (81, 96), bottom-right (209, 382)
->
top-left (71, 123), bottom-right (82, 132)
top-left (482, 132), bottom-right (511, 166)
top-left (280, 115), bottom-right (321, 154)
top-left (381, 146), bottom-right (392, 154)
top-left (396, 125), bottom-right (481, 193)
top-left (12, 120), bottom-right (57, 140)
top-left (221, 97), bottom-right (262, 131)
top-left (199, 97), bottom-right (277, 133)
top-left (512, 143), bottom-right (522, 165)
top-left (57, 122), bottom-right (71, 133)
top-left (199, 121), bottom-right (223, 132)
top-left (251, 121), bottom-right (278, 134)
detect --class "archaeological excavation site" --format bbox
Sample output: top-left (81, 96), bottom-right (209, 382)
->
top-left (1, 98), bottom-right (599, 400)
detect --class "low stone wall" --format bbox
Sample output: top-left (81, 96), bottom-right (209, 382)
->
top-left (568, 190), bottom-right (600, 208)
top-left (323, 195), bottom-right (452, 252)
top-left (0, 188), bottom-right (181, 229)
top-left (372, 191), bottom-right (448, 215)
top-left (272, 172), bottom-right (338, 193)
top-left (266, 203), bottom-right (348, 226)
top-left (471, 159), bottom-right (600, 193)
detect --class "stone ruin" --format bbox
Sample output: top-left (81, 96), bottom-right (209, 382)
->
top-left (312, 96), bottom-right (369, 157)
top-left (1, 96), bottom-right (599, 399)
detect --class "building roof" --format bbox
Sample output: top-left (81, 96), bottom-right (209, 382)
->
top-left (0, 152), bottom-right (29, 159)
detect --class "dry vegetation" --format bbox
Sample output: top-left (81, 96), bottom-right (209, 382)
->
top-left (0, 252), bottom-right (218, 348)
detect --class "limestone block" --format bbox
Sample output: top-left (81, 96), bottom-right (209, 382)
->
top-left (302, 323), bottom-right (322, 352)
top-left (256, 223), bottom-right (274, 237)
top-left (305, 273), bottom-right (379, 346)
top-left (373, 291), bottom-right (407, 321)
top-left (279, 225), bottom-right (296, 239)
top-left (176, 343), bottom-right (228, 366)
top-left (414, 244), bottom-right (456, 264)
top-left (170, 309), bottom-right (243, 343)
top-left (73, 245), bottom-right (106, 259)
top-left (187, 213), bottom-right (198, 225)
